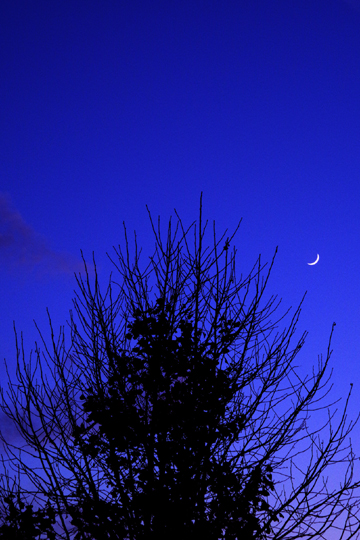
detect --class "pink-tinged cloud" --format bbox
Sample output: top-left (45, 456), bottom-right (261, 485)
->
top-left (0, 192), bottom-right (83, 275)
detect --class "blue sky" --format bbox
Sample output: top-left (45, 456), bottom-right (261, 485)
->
top-left (1, 0), bottom-right (360, 453)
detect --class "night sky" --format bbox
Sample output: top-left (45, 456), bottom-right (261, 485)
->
top-left (1, 0), bottom-right (360, 457)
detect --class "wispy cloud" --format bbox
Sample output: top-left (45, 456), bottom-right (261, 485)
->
top-left (0, 192), bottom-right (83, 276)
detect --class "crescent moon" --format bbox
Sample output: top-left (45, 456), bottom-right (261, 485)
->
top-left (308, 254), bottom-right (319, 265)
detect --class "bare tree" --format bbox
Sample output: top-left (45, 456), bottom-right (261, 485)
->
top-left (0, 195), bottom-right (359, 539)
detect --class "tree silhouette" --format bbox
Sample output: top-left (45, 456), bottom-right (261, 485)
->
top-left (0, 195), bottom-right (359, 539)
top-left (0, 483), bottom-right (56, 539)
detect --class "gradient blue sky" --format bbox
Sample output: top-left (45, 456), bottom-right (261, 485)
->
top-left (1, 0), bottom-right (360, 453)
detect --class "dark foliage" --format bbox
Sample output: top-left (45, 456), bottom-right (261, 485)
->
top-left (69, 298), bottom-right (276, 539)
top-left (0, 489), bottom-right (55, 540)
